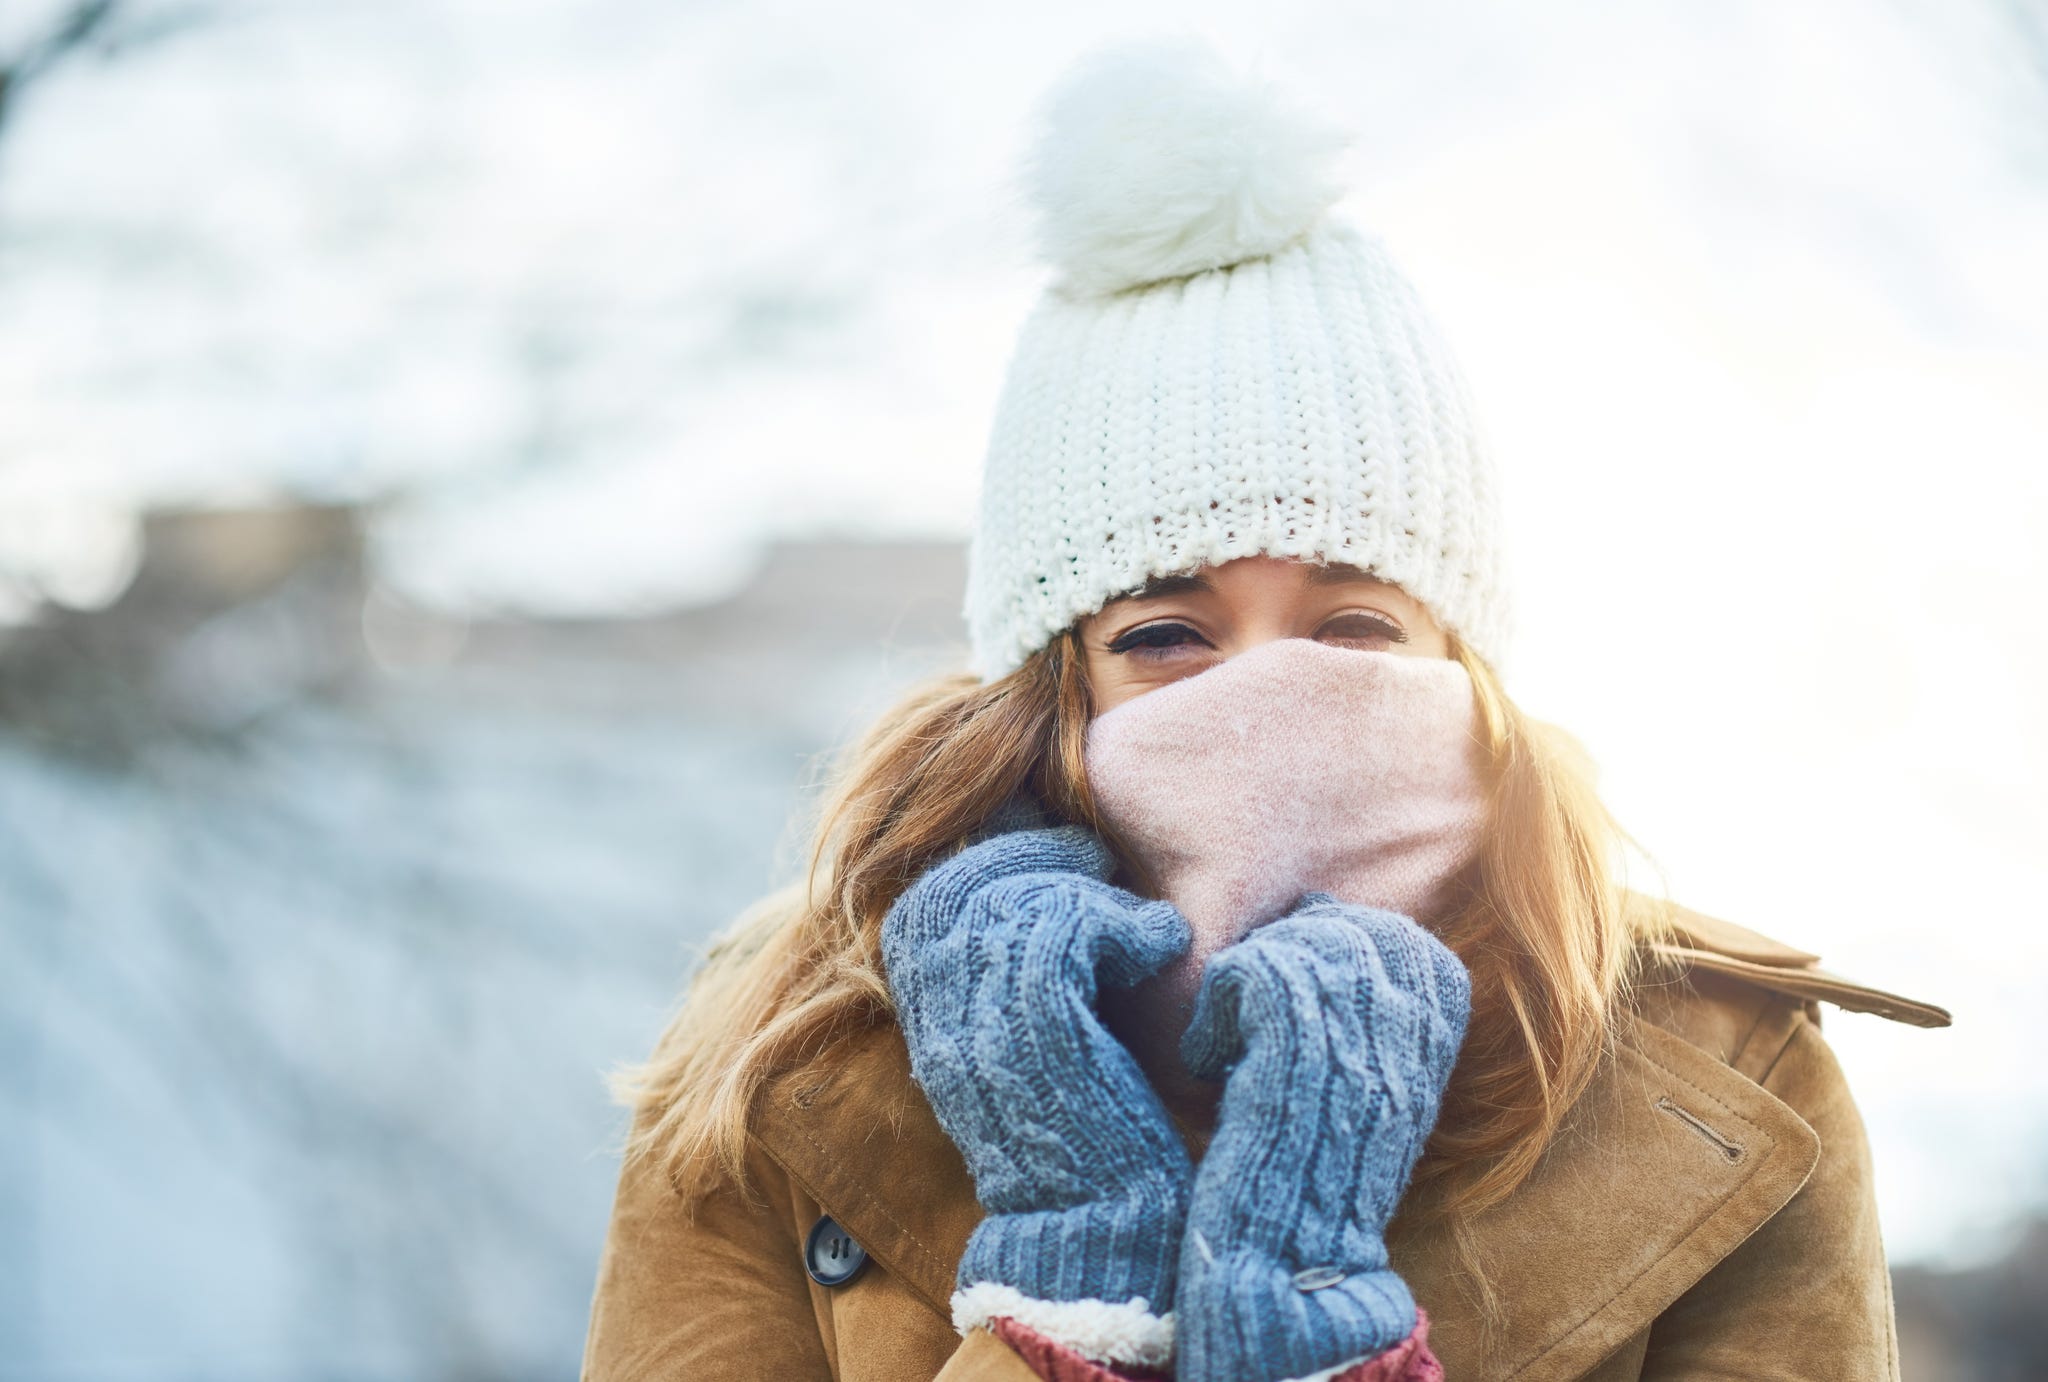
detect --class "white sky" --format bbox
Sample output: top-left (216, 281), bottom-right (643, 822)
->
top-left (1, 0), bottom-right (2045, 1265)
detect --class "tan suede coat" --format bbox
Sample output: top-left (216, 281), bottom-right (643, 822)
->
top-left (581, 892), bottom-right (1950, 1381)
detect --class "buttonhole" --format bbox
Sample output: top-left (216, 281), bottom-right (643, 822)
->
top-left (1655, 1095), bottom-right (1745, 1163)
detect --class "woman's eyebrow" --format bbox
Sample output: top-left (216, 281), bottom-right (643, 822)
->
top-left (1303, 561), bottom-right (1384, 588)
top-left (1110, 561), bottom-right (1385, 606)
top-left (1115, 571), bottom-right (1214, 603)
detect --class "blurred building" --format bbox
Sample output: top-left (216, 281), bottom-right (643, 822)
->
top-left (0, 502), bottom-right (968, 1380)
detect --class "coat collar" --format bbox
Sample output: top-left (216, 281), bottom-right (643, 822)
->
top-left (1646, 902), bottom-right (1951, 1028)
top-left (745, 895), bottom-right (1942, 1377)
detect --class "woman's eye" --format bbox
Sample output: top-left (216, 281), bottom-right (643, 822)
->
top-left (1107, 622), bottom-right (1207, 659)
top-left (1319, 612), bottom-right (1408, 647)
top-left (1109, 615), bottom-right (1405, 659)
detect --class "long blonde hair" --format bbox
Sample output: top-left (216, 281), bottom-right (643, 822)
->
top-left (608, 627), bottom-right (1673, 1236)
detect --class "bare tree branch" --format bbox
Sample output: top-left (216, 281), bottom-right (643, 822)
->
top-left (0, 0), bottom-right (216, 144)
top-left (0, 1), bottom-right (123, 136)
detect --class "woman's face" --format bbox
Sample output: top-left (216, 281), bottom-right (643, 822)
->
top-left (1076, 555), bottom-right (1451, 714)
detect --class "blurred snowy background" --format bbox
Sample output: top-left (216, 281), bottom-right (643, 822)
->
top-left (2, 0), bottom-right (2043, 1377)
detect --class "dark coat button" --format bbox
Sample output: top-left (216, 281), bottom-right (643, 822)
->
top-left (803, 1214), bottom-right (869, 1287)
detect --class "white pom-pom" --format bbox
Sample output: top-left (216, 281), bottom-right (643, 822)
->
top-left (1019, 36), bottom-right (1353, 297)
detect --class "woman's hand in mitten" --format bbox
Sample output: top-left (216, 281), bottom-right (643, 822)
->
top-left (880, 820), bottom-right (1195, 1369)
top-left (1173, 892), bottom-right (1470, 1382)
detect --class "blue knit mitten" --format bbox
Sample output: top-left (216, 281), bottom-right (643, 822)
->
top-left (881, 814), bottom-right (1195, 1369)
top-left (1174, 892), bottom-right (1470, 1382)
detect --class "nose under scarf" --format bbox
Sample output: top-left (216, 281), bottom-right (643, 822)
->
top-left (1083, 637), bottom-right (1491, 1061)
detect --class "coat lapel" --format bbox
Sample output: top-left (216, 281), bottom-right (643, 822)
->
top-left (1386, 1018), bottom-right (1820, 1378)
top-left (750, 1012), bottom-right (1820, 1379)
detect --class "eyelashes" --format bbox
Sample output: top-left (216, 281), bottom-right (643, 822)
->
top-left (1104, 624), bottom-right (1193, 657)
top-left (1322, 612), bottom-right (1411, 646)
top-left (1106, 614), bottom-right (1409, 660)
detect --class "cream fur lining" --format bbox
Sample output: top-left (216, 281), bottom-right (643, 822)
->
top-left (950, 1281), bottom-right (1175, 1369)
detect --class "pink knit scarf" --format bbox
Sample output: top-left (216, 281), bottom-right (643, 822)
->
top-left (1083, 639), bottom-right (1490, 1105)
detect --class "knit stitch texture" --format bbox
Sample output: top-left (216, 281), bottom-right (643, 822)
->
top-left (1173, 894), bottom-right (1471, 1382)
top-left (880, 823), bottom-right (1196, 1366)
top-left (964, 212), bottom-right (1509, 685)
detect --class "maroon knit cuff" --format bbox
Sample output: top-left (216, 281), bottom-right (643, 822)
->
top-left (986, 1306), bottom-right (1443, 1382)
top-left (985, 1315), bottom-right (1170, 1381)
top-left (1330, 1307), bottom-right (1445, 1382)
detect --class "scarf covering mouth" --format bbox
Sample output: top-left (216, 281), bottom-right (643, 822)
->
top-left (1083, 638), bottom-right (1491, 1036)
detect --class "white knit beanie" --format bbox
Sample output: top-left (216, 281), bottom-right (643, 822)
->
top-left (961, 36), bottom-right (1512, 684)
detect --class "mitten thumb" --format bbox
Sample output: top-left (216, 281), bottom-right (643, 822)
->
top-left (1089, 894), bottom-right (1192, 991)
top-left (1179, 949), bottom-right (1255, 1082)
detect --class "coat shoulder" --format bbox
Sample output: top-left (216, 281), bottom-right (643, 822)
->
top-left (1620, 888), bottom-right (1952, 1046)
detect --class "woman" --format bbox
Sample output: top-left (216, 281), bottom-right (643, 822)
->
top-left (580, 37), bottom-right (1950, 1382)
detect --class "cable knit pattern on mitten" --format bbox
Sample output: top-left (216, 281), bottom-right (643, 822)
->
top-left (882, 816), bottom-right (1196, 1367)
top-left (1172, 895), bottom-right (1470, 1382)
